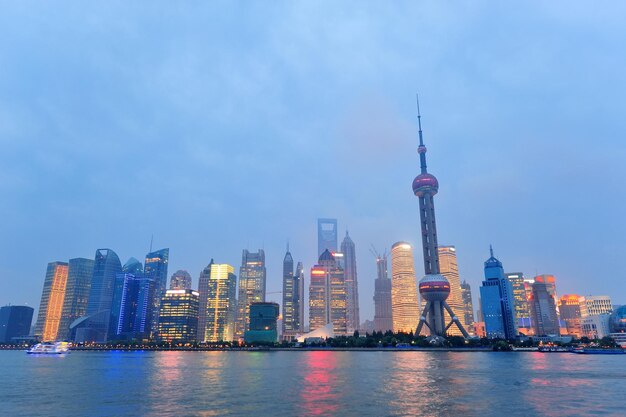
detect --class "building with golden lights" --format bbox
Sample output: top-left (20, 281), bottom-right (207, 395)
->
top-left (34, 262), bottom-right (69, 342)
top-left (309, 250), bottom-right (347, 336)
top-left (235, 250), bottom-right (266, 339)
top-left (559, 294), bottom-right (583, 337)
top-left (390, 242), bottom-right (419, 333)
top-left (158, 289), bottom-right (199, 343)
top-left (198, 261), bottom-right (237, 342)
top-left (438, 246), bottom-right (464, 336)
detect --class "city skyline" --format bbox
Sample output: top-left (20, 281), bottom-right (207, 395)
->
top-left (2, 3), bottom-right (626, 323)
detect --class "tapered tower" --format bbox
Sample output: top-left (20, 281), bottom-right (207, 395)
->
top-left (413, 96), bottom-right (469, 339)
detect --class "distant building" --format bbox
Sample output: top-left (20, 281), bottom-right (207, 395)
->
top-left (373, 252), bottom-right (393, 332)
top-left (438, 246), bottom-right (464, 336)
top-left (317, 218), bottom-right (338, 257)
top-left (144, 248), bottom-right (169, 337)
top-left (108, 266), bottom-right (156, 341)
top-left (581, 314), bottom-right (611, 339)
top-left (204, 263), bottom-right (237, 342)
top-left (609, 306), bottom-right (626, 347)
top-left (479, 247), bottom-right (517, 339)
top-left (390, 242), bottom-right (419, 333)
top-left (0, 306), bottom-right (34, 343)
top-left (34, 262), bottom-right (69, 342)
top-left (236, 250), bottom-right (266, 339)
top-left (504, 272), bottom-right (529, 323)
top-left (559, 295), bottom-right (583, 337)
top-left (341, 232), bottom-right (360, 334)
top-left (282, 248), bottom-right (304, 340)
top-left (460, 280), bottom-right (475, 330)
top-left (309, 250), bottom-right (347, 336)
top-left (244, 302), bottom-right (279, 343)
top-left (530, 281), bottom-right (559, 336)
top-left (58, 258), bottom-right (94, 341)
top-left (473, 322), bottom-right (486, 338)
top-left (580, 296), bottom-right (613, 316)
top-left (360, 319), bottom-right (375, 334)
top-left (169, 270), bottom-right (192, 290)
top-left (158, 289), bottom-right (199, 343)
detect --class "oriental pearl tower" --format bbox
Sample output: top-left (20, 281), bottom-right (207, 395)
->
top-left (412, 96), bottom-right (469, 339)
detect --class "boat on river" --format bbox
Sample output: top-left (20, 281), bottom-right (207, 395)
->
top-left (27, 342), bottom-right (70, 354)
top-left (571, 348), bottom-right (625, 355)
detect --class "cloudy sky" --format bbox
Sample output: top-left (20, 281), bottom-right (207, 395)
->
top-left (1, 1), bottom-right (625, 322)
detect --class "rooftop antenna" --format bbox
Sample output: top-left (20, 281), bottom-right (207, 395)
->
top-left (416, 93), bottom-right (428, 174)
top-left (490, 244), bottom-right (494, 258)
top-left (150, 234), bottom-right (153, 253)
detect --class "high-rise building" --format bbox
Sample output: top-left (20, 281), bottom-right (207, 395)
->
top-left (530, 281), bottom-right (559, 336)
top-left (534, 274), bottom-right (557, 300)
top-left (438, 246), bottom-right (464, 336)
top-left (204, 263), bottom-right (237, 342)
top-left (479, 248), bottom-right (517, 339)
top-left (282, 247), bottom-right (303, 339)
top-left (76, 249), bottom-right (122, 343)
top-left (295, 262), bottom-right (305, 333)
top-left (309, 250), bottom-right (347, 336)
top-left (34, 262), bottom-right (69, 341)
top-left (317, 218), bottom-right (338, 257)
top-left (197, 260), bottom-right (213, 342)
top-left (504, 272), bottom-right (529, 325)
top-left (390, 242), bottom-right (419, 333)
top-left (144, 248), bottom-right (169, 337)
top-left (169, 270), bottom-right (192, 290)
top-left (341, 232), bottom-right (360, 334)
top-left (559, 295), bottom-right (583, 337)
top-left (236, 249), bottom-right (266, 339)
top-left (0, 306), bottom-right (34, 343)
top-left (58, 258), bottom-right (94, 341)
top-left (373, 252), bottom-right (393, 332)
top-left (158, 289), bottom-right (199, 343)
top-left (411, 101), bottom-right (468, 339)
top-left (580, 296), bottom-right (613, 316)
top-left (244, 302), bottom-right (279, 343)
top-left (460, 280), bottom-right (475, 330)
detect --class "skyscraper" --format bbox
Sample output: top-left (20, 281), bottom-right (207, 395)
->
top-left (341, 231), bottom-right (359, 334)
top-left (197, 259), bottom-right (214, 342)
top-left (504, 272), bottom-right (529, 325)
top-left (373, 252), bottom-right (393, 332)
top-left (390, 242), bottom-right (419, 333)
top-left (35, 262), bottom-right (69, 341)
top-left (438, 246), bottom-right (464, 336)
top-left (170, 270), bottom-right (192, 290)
top-left (479, 247), bottom-right (517, 339)
top-left (317, 218), bottom-right (338, 257)
top-left (460, 280), bottom-right (475, 330)
top-left (530, 281), bottom-right (559, 336)
top-left (282, 247), bottom-right (303, 339)
top-left (559, 295), bottom-right (583, 337)
top-left (0, 306), bottom-right (34, 343)
top-left (58, 258), bottom-right (95, 341)
top-left (204, 263), bottom-right (237, 342)
top-left (144, 248), bottom-right (169, 337)
top-left (295, 262), bottom-right (305, 333)
top-left (309, 250), bottom-right (347, 336)
top-left (236, 249), bottom-right (266, 339)
top-left (158, 289), bottom-right (199, 343)
top-left (411, 99), bottom-right (469, 338)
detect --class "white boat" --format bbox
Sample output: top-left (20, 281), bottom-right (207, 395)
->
top-left (27, 342), bottom-right (70, 354)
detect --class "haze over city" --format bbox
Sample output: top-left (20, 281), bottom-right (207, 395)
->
top-left (1, 1), bottom-right (625, 323)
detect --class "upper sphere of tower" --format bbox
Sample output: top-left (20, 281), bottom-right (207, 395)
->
top-left (412, 173), bottom-right (439, 197)
top-left (418, 145), bottom-right (427, 154)
top-left (419, 274), bottom-right (450, 302)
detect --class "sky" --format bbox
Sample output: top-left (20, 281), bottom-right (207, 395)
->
top-left (1, 1), bottom-right (625, 323)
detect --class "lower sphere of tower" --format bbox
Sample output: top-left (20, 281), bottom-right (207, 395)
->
top-left (419, 274), bottom-right (450, 302)
top-left (412, 173), bottom-right (439, 197)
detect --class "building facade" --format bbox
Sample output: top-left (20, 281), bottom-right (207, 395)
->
top-left (158, 289), bottom-right (199, 343)
top-left (58, 258), bottom-right (94, 341)
top-left (580, 296), bottom-right (613, 316)
top-left (204, 263), bottom-right (237, 342)
top-left (236, 250), bottom-right (266, 339)
top-left (479, 248), bottom-right (517, 339)
top-left (390, 242), bottom-right (419, 333)
top-left (0, 306), bottom-right (34, 343)
top-left (460, 280), bottom-right (475, 330)
top-left (309, 250), bottom-right (347, 336)
top-left (108, 270), bottom-right (156, 341)
top-left (438, 246), bottom-right (464, 336)
top-left (144, 248), bottom-right (169, 337)
top-left (282, 249), bottom-right (303, 339)
top-left (244, 302), bottom-right (279, 343)
top-left (373, 252), bottom-right (393, 332)
top-left (169, 270), bottom-right (192, 290)
top-left (504, 272), bottom-right (530, 325)
top-left (35, 262), bottom-right (69, 342)
top-left (530, 281), bottom-right (560, 336)
top-left (341, 232), bottom-right (360, 334)
top-left (317, 218), bottom-right (338, 257)
top-left (559, 294), bottom-right (583, 337)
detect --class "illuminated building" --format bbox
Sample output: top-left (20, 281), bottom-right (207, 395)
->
top-left (504, 272), bottom-right (529, 324)
top-left (473, 322), bottom-right (486, 338)
top-left (479, 247), bottom-right (517, 339)
top-left (390, 242), bottom-right (419, 333)
top-left (144, 248), bottom-right (169, 337)
top-left (559, 295), bottom-right (583, 337)
top-left (581, 314), bottom-right (611, 339)
top-left (34, 262), bottom-right (69, 341)
top-left (530, 281), bottom-right (559, 336)
top-left (534, 274), bottom-right (557, 301)
top-left (157, 289), bottom-right (199, 343)
top-left (438, 246), bottom-right (464, 336)
top-left (309, 250), bottom-right (347, 336)
top-left (235, 250), bottom-right (266, 338)
top-left (58, 258), bottom-right (94, 341)
top-left (0, 306), bottom-right (34, 343)
top-left (460, 280), bottom-right (475, 330)
top-left (580, 296), bottom-right (613, 316)
top-left (282, 248), bottom-right (304, 340)
top-left (411, 100), bottom-right (469, 339)
top-left (373, 252), bottom-right (393, 332)
top-left (244, 302), bottom-right (279, 343)
top-left (169, 270), bottom-right (192, 290)
top-left (317, 218), bottom-right (338, 257)
top-left (341, 232), bottom-right (360, 334)
top-left (204, 263), bottom-right (237, 342)
top-left (76, 249), bottom-right (122, 343)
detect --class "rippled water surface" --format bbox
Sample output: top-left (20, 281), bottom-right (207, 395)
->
top-left (1, 350), bottom-right (625, 416)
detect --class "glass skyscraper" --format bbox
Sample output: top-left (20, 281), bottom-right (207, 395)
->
top-left (390, 242), bottom-right (419, 333)
top-left (317, 218), bottom-right (338, 257)
top-left (205, 263), bottom-right (237, 342)
top-left (0, 305), bottom-right (34, 343)
top-left (144, 248), bottom-right (169, 338)
top-left (460, 280), bottom-right (475, 330)
top-left (236, 249), bottom-right (266, 339)
top-left (438, 246), bottom-right (464, 336)
top-left (479, 248), bottom-right (517, 339)
top-left (309, 250), bottom-right (347, 336)
top-left (108, 268), bottom-right (156, 341)
top-left (58, 258), bottom-right (94, 341)
top-left (35, 262), bottom-right (69, 341)
top-left (158, 289), bottom-right (199, 343)
top-left (530, 281), bottom-right (559, 336)
top-left (341, 232), bottom-right (359, 334)
top-left (373, 252), bottom-right (392, 332)
top-left (281, 248), bottom-right (303, 340)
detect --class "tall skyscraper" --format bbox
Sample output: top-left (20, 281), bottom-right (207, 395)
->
top-left (309, 250), bottom-right (347, 336)
top-left (144, 248), bottom-right (169, 337)
top-left (317, 218), bottom-right (338, 257)
top-left (504, 272), bottom-right (529, 325)
top-left (204, 263), bottom-right (237, 342)
top-left (530, 281), bottom-right (559, 336)
top-left (341, 232), bottom-right (359, 334)
top-left (479, 247), bottom-right (517, 339)
top-left (0, 306), bottom-right (34, 343)
top-left (197, 259), bottom-right (214, 342)
top-left (295, 262), bottom-right (305, 333)
top-left (559, 295), bottom-right (583, 337)
top-left (438, 246), bottom-right (464, 336)
top-left (282, 247), bottom-right (303, 339)
top-left (170, 270), bottom-right (192, 290)
top-left (460, 280), bottom-right (475, 329)
top-left (390, 242), bottom-right (419, 333)
top-left (158, 289), bottom-right (199, 343)
top-left (58, 258), bottom-right (95, 341)
top-left (411, 99), bottom-right (469, 338)
top-left (236, 249), bottom-right (266, 339)
top-left (534, 274), bottom-right (557, 301)
top-left (35, 262), bottom-right (69, 341)
top-left (76, 249), bottom-right (122, 343)
top-left (373, 252), bottom-right (393, 332)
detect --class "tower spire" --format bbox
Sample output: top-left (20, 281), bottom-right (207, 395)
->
top-left (416, 93), bottom-right (428, 174)
top-left (490, 245), bottom-right (494, 258)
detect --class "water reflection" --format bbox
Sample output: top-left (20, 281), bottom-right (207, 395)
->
top-left (300, 351), bottom-right (340, 416)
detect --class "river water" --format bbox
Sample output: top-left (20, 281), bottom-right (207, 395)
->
top-left (1, 350), bottom-right (624, 416)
